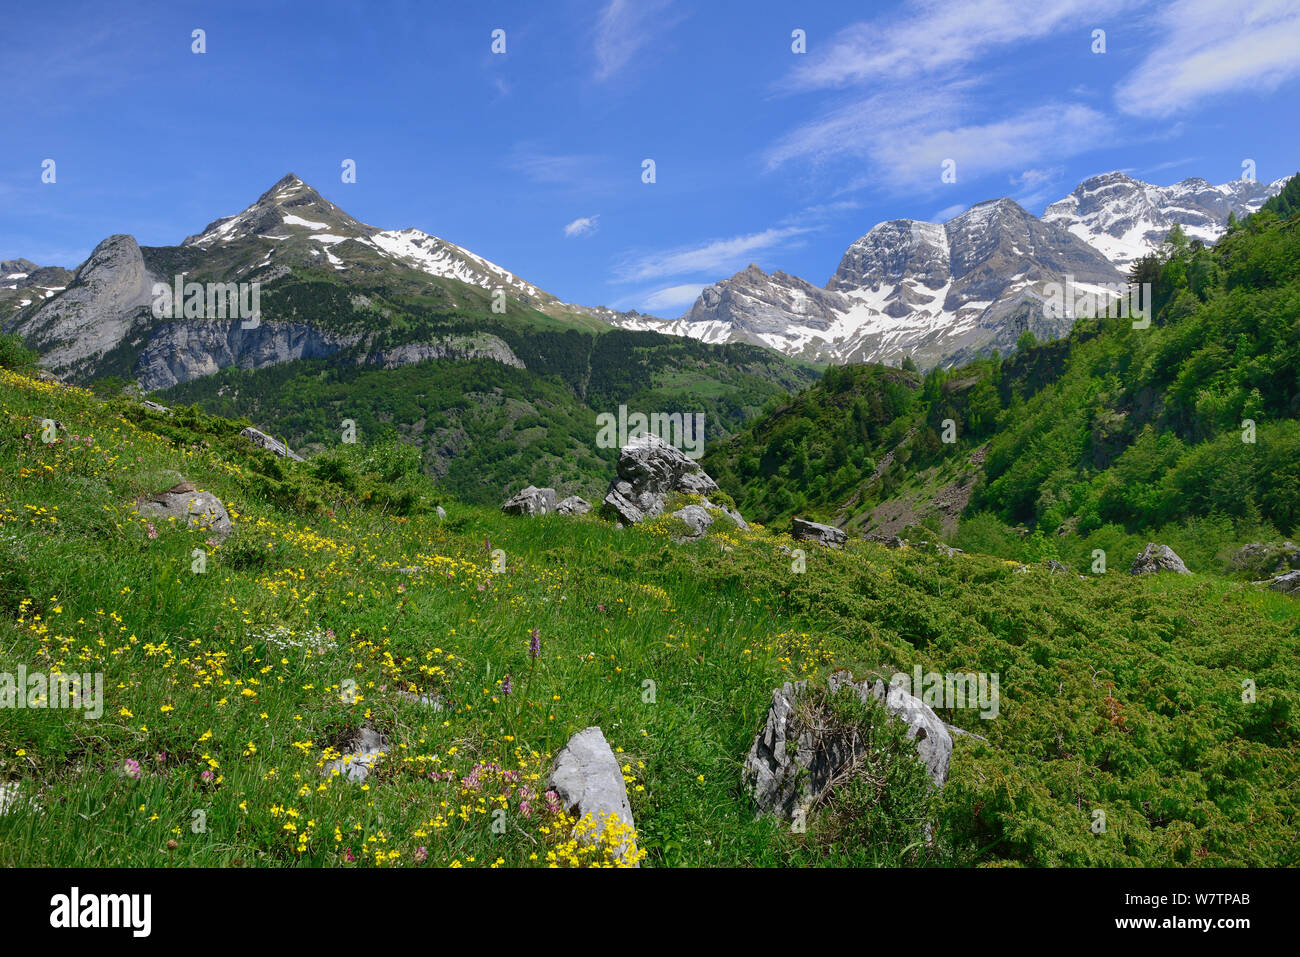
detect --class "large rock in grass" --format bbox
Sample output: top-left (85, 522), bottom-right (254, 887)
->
top-left (135, 481), bottom-right (233, 538)
top-left (791, 517), bottom-right (846, 548)
top-left (501, 485), bottom-right (558, 516)
top-left (240, 426), bottom-right (303, 461)
top-left (1129, 543), bottom-right (1190, 575)
top-left (548, 726), bottom-right (639, 866)
top-left (744, 670), bottom-right (952, 821)
top-left (602, 434), bottom-right (747, 529)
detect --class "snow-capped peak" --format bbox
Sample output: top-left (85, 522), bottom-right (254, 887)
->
top-left (1043, 171), bottom-right (1288, 269)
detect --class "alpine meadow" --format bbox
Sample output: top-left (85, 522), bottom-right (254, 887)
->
top-left (2, 0), bottom-right (1299, 928)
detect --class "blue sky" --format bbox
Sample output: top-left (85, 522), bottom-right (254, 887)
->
top-left (4, 0), bottom-right (1299, 315)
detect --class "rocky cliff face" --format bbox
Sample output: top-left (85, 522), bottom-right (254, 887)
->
top-left (133, 321), bottom-right (355, 392)
top-left (1042, 171), bottom-right (1288, 268)
top-left (133, 324), bottom-right (527, 391)
top-left (358, 335), bottom-right (524, 372)
top-left (5, 234), bottom-right (156, 378)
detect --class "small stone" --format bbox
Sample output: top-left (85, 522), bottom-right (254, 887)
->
top-left (322, 727), bottom-right (388, 783)
top-left (556, 496), bottom-right (592, 516)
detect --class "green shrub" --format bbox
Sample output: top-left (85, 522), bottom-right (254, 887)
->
top-left (0, 333), bottom-right (38, 373)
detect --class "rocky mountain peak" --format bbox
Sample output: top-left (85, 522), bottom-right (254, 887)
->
top-left (1042, 171), bottom-right (1287, 268)
top-left (1, 258), bottom-right (40, 277)
top-left (182, 174), bottom-right (374, 248)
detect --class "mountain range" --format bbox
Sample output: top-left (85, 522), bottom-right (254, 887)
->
top-left (608, 172), bottom-right (1289, 369)
top-left (4, 170), bottom-right (1288, 385)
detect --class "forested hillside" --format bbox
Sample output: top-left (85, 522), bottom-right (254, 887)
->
top-left (705, 177), bottom-right (1300, 572)
top-left (159, 327), bottom-right (818, 505)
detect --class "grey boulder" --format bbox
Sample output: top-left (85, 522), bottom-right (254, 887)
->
top-left (601, 433), bottom-right (746, 530)
top-left (744, 670), bottom-right (952, 821)
top-left (791, 517), bottom-right (846, 548)
top-left (1267, 570), bottom-right (1300, 595)
top-left (502, 485), bottom-right (558, 516)
top-left (673, 504), bottom-right (713, 539)
top-left (240, 426), bottom-right (303, 461)
top-left (1129, 543), bottom-right (1190, 575)
top-left (548, 726), bottom-right (639, 866)
top-left (135, 481), bottom-right (233, 538)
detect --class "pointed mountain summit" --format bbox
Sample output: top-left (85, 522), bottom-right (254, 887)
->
top-left (183, 173), bottom-right (373, 248)
top-left (169, 173), bottom-right (559, 307)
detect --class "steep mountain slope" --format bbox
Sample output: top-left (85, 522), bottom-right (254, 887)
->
top-left (618, 198), bottom-right (1121, 369)
top-left (1043, 171), bottom-right (1287, 268)
top-left (179, 173), bottom-right (562, 308)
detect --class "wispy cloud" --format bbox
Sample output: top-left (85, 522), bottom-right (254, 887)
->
top-left (1140, 156), bottom-right (1201, 176)
top-left (593, 0), bottom-right (679, 82)
top-left (639, 283), bottom-right (706, 311)
top-left (613, 225), bottom-right (813, 282)
top-left (782, 0), bottom-right (1136, 92)
top-left (931, 203), bottom-right (968, 222)
top-left (1114, 0), bottom-right (1300, 116)
top-left (1009, 166), bottom-right (1065, 208)
top-left (767, 96), bottom-right (1108, 192)
top-left (564, 215), bottom-right (600, 237)
top-left (506, 148), bottom-right (602, 186)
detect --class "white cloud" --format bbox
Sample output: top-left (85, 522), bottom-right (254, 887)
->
top-left (593, 0), bottom-right (677, 81)
top-left (764, 88), bottom-right (960, 172)
top-left (783, 0), bottom-right (1136, 91)
top-left (613, 226), bottom-right (813, 282)
top-left (639, 283), bottom-right (706, 311)
top-left (767, 98), bottom-right (1108, 191)
top-left (564, 215), bottom-right (600, 238)
top-left (931, 203), bottom-right (968, 222)
top-left (1115, 0), bottom-right (1300, 116)
top-left (1140, 156), bottom-right (1201, 176)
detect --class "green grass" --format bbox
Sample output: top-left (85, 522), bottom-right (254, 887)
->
top-left (1, 368), bottom-right (1298, 867)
